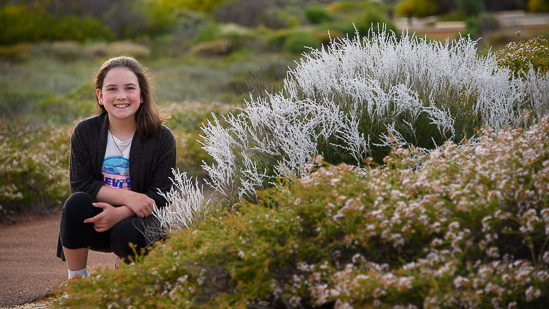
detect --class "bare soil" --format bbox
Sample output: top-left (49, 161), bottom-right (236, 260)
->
top-left (0, 215), bottom-right (117, 308)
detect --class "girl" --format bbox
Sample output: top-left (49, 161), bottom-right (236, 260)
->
top-left (57, 56), bottom-right (176, 279)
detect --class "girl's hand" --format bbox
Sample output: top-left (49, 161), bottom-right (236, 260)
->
top-left (123, 191), bottom-right (156, 218)
top-left (84, 202), bottom-right (125, 232)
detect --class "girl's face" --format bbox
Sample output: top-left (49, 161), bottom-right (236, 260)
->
top-left (96, 67), bottom-right (143, 123)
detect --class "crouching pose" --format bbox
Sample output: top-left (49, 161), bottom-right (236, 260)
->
top-left (57, 56), bottom-right (176, 279)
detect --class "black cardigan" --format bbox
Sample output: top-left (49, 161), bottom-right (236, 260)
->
top-left (69, 112), bottom-right (176, 207)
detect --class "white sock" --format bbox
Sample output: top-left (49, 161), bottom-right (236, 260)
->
top-left (68, 268), bottom-right (88, 279)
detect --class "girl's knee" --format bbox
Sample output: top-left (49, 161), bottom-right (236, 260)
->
top-left (62, 192), bottom-right (94, 217)
top-left (110, 218), bottom-right (154, 261)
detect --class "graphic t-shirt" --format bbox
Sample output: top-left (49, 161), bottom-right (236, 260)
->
top-left (102, 131), bottom-right (132, 190)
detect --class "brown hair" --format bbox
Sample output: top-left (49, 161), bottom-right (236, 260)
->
top-left (94, 56), bottom-right (162, 139)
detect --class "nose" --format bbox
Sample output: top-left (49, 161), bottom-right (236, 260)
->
top-left (116, 92), bottom-right (127, 100)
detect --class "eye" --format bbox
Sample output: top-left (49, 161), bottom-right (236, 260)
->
top-left (107, 87), bottom-right (117, 91)
top-left (126, 86), bottom-right (136, 91)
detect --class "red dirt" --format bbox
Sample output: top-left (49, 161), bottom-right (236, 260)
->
top-left (0, 216), bottom-right (117, 308)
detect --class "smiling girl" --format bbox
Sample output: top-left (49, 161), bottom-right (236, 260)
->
top-left (56, 56), bottom-right (176, 279)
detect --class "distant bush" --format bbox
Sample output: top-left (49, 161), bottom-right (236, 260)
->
top-left (213, 0), bottom-right (289, 29)
top-left (305, 5), bottom-right (332, 25)
top-left (41, 41), bottom-right (83, 61)
top-left (0, 43), bottom-right (33, 62)
top-left (156, 0), bottom-right (230, 14)
top-left (159, 101), bottom-right (234, 180)
top-left (0, 5), bottom-right (112, 45)
top-left (86, 41), bottom-right (151, 58)
top-left (436, 9), bottom-right (467, 21)
top-left (56, 114), bottom-right (549, 307)
top-left (465, 12), bottom-right (500, 38)
top-left (495, 35), bottom-right (549, 77)
top-left (311, 9), bottom-right (397, 39)
top-left (0, 91), bottom-right (49, 119)
top-left (187, 39), bottom-right (232, 58)
top-left (529, 0), bottom-right (549, 12)
top-left (0, 120), bottom-right (71, 223)
top-left (354, 9), bottom-right (398, 37)
top-left (395, 0), bottom-right (439, 18)
top-left (283, 31), bottom-right (322, 54)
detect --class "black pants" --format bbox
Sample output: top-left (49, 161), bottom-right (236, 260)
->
top-left (57, 192), bottom-right (162, 263)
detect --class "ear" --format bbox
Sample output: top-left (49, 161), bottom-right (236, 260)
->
top-left (96, 88), bottom-right (103, 105)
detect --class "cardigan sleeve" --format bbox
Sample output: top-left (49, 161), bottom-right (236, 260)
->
top-left (69, 120), bottom-right (104, 198)
top-left (142, 126), bottom-right (177, 208)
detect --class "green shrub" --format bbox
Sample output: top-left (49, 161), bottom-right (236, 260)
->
top-left (160, 101), bottom-right (233, 179)
top-left (529, 0), bottom-right (549, 12)
top-left (327, 0), bottom-right (379, 22)
top-left (0, 5), bottom-right (112, 45)
top-left (305, 5), bottom-right (332, 25)
top-left (395, 0), bottom-right (438, 18)
top-left (283, 31), bottom-right (322, 54)
top-left (354, 9), bottom-right (398, 36)
top-left (0, 91), bottom-right (49, 119)
top-left (465, 12), bottom-right (500, 38)
top-left (495, 35), bottom-right (549, 76)
top-left (187, 20), bottom-right (223, 46)
top-left (55, 114), bottom-right (549, 307)
top-left (437, 9), bottom-right (467, 22)
top-left (458, 0), bottom-right (485, 16)
top-left (0, 120), bottom-right (71, 222)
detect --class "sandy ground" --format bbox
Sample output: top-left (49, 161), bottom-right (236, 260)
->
top-left (0, 216), bottom-right (117, 308)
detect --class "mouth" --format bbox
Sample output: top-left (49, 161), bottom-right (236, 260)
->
top-left (114, 104), bottom-right (130, 108)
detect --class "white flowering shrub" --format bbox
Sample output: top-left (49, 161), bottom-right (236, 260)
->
top-left (201, 29), bottom-right (549, 204)
top-left (56, 114), bottom-right (549, 308)
top-left (152, 169), bottom-right (205, 233)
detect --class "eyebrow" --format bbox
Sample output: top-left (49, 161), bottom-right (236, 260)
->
top-left (105, 83), bottom-right (138, 87)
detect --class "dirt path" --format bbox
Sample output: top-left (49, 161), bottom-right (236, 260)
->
top-left (0, 216), bottom-right (117, 308)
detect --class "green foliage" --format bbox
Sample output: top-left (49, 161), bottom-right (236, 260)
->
top-left (188, 20), bottom-right (222, 45)
top-left (436, 9), bottom-right (467, 22)
top-left (132, 0), bottom-right (178, 37)
top-left (155, 0), bottom-right (230, 13)
top-left (0, 91), bottom-right (49, 120)
top-left (305, 5), bottom-right (332, 25)
top-left (283, 31), bottom-right (322, 55)
top-left (458, 0), bottom-right (485, 16)
top-left (465, 12), bottom-right (500, 38)
top-left (0, 5), bottom-right (113, 45)
top-left (528, 0), bottom-right (549, 12)
top-left (0, 120), bottom-right (72, 222)
top-left (160, 102), bottom-right (234, 179)
top-left (354, 9), bottom-right (398, 36)
top-left (495, 35), bottom-right (549, 76)
top-left (395, 0), bottom-right (438, 18)
top-left (327, 0), bottom-right (380, 21)
top-left (54, 115), bottom-right (549, 307)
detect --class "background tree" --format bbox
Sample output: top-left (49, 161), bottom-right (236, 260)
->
top-left (484, 0), bottom-right (527, 11)
top-left (395, 0), bottom-right (439, 24)
top-left (458, 0), bottom-right (485, 16)
top-left (528, 0), bottom-right (549, 12)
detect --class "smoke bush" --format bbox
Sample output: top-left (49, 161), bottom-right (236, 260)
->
top-left (152, 169), bottom-right (205, 233)
top-left (199, 28), bottom-right (549, 204)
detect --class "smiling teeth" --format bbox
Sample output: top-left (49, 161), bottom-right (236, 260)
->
top-left (114, 104), bottom-right (130, 108)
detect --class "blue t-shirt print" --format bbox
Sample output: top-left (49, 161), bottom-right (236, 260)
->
top-left (102, 156), bottom-right (131, 190)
